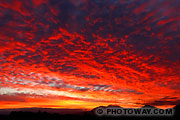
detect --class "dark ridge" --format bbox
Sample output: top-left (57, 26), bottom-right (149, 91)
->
top-left (141, 105), bottom-right (157, 108)
top-left (0, 105), bottom-right (179, 120)
top-left (173, 104), bottom-right (180, 119)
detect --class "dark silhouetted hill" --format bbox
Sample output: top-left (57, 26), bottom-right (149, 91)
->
top-left (0, 105), bottom-right (179, 120)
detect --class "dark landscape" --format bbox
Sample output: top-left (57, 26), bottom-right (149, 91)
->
top-left (0, 105), bottom-right (179, 120)
top-left (0, 0), bottom-right (180, 120)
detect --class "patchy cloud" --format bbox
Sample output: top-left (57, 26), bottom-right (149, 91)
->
top-left (0, 0), bottom-right (179, 109)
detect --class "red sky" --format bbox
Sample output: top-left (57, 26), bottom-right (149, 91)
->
top-left (0, 0), bottom-right (180, 110)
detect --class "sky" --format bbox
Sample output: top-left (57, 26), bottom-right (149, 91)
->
top-left (0, 0), bottom-right (180, 110)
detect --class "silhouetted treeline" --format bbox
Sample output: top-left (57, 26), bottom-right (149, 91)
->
top-left (0, 105), bottom-right (179, 120)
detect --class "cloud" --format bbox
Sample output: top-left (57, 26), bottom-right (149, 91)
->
top-left (147, 100), bottom-right (180, 106)
top-left (161, 96), bottom-right (179, 100)
top-left (0, 0), bottom-right (179, 109)
top-left (0, 94), bottom-right (26, 102)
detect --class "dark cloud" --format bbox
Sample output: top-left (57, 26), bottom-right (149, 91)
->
top-left (143, 96), bottom-right (180, 106)
top-left (0, 0), bottom-right (179, 108)
top-left (88, 84), bottom-right (112, 91)
top-left (162, 96), bottom-right (179, 100)
top-left (123, 89), bottom-right (144, 95)
top-left (148, 100), bottom-right (180, 106)
top-left (0, 95), bottom-right (26, 102)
